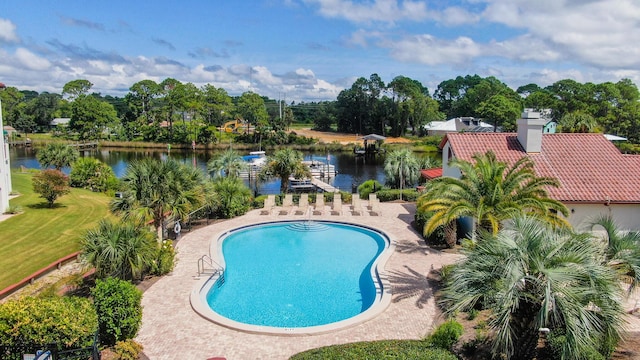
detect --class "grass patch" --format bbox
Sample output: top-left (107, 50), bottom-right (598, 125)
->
top-left (0, 172), bottom-right (115, 289)
top-left (289, 340), bottom-right (457, 360)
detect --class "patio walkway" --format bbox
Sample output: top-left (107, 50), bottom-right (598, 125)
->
top-left (136, 202), bottom-right (462, 360)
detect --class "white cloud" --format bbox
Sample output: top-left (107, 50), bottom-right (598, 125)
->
top-left (305, 0), bottom-right (429, 23)
top-left (14, 48), bottom-right (51, 70)
top-left (389, 35), bottom-right (481, 65)
top-left (0, 18), bottom-right (19, 43)
top-left (481, 0), bottom-right (640, 68)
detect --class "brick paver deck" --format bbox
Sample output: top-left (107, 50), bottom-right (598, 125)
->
top-left (136, 202), bottom-right (462, 360)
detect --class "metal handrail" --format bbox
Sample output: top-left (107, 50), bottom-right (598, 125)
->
top-left (197, 254), bottom-right (223, 277)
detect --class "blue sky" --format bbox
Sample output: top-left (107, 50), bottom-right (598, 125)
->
top-left (1, 0), bottom-right (639, 102)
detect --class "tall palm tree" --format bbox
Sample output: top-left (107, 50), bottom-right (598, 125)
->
top-left (591, 214), bottom-right (640, 294)
top-left (80, 220), bottom-right (157, 281)
top-left (207, 149), bottom-right (248, 178)
top-left (417, 151), bottom-right (568, 245)
top-left (258, 148), bottom-right (310, 193)
top-left (559, 110), bottom-right (598, 133)
top-left (441, 216), bottom-right (624, 360)
top-left (110, 158), bottom-right (205, 241)
top-left (36, 143), bottom-right (79, 170)
top-left (384, 148), bottom-right (420, 189)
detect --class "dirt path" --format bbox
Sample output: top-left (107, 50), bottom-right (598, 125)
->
top-left (292, 128), bottom-right (412, 145)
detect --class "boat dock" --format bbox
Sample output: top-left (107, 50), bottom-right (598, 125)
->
top-left (309, 177), bottom-right (339, 193)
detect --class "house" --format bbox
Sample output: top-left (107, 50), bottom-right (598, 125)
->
top-left (440, 111), bottom-right (640, 231)
top-left (424, 117), bottom-right (494, 136)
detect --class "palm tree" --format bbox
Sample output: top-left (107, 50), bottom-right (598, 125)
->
top-left (591, 214), bottom-right (640, 294)
top-left (258, 148), bottom-right (310, 193)
top-left (36, 143), bottom-right (79, 170)
top-left (559, 110), bottom-right (598, 133)
top-left (441, 216), bottom-right (624, 359)
top-left (110, 158), bottom-right (205, 241)
top-left (206, 149), bottom-right (248, 178)
top-left (417, 151), bottom-right (568, 246)
top-left (208, 177), bottom-right (252, 218)
top-left (383, 148), bottom-right (420, 189)
top-left (80, 220), bottom-right (157, 281)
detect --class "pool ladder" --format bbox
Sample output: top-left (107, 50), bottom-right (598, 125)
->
top-left (197, 255), bottom-right (224, 287)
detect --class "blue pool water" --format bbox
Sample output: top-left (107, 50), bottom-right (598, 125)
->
top-left (206, 221), bottom-right (388, 328)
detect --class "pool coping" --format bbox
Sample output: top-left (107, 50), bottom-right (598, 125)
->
top-left (189, 219), bottom-right (396, 336)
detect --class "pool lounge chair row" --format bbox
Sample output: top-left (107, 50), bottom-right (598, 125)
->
top-left (261, 193), bottom-right (382, 216)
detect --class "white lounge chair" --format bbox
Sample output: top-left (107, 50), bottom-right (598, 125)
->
top-left (351, 194), bottom-right (363, 216)
top-left (260, 195), bottom-right (275, 215)
top-left (294, 193), bottom-right (309, 215)
top-left (331, 193), bottom-right (343, 215)
top-left (313, 194), bottom-right (325, 215)
top-left (279, 194), bottom-right (294, 215)
top-left (369, 193), bottom-right (381, 216)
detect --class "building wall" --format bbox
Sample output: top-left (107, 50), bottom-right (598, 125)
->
top-left (567, 203), bottom-right (640, 232)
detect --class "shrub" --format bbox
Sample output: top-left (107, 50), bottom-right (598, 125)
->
top-left (546, 328), bottom-right (613, 360)
top-left (32, 169), bottom-right (70, 207)
top-left (426, 320), bottom-right (464, 350)
top-left (415, 208), bottom-right (447, 245)
top-left (0, 296), bottom-right (97, 349)
top-left (357, 179), bottom-right (383, 199)
top-left (376, 188), bottom-right (420, 202)
top-left (70, 157), bottom-right (118, 192)
top-left (92, 278), bottom-right (142, 346)
top-left (112, 339), bottom-right (143, 360)
top-left (152, 240), bottom-right (176, 276)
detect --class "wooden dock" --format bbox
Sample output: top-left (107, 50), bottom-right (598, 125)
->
top-left (310, 177), bottom-right (339, 193)
top-left (68, 141), bottom-right (99, 149)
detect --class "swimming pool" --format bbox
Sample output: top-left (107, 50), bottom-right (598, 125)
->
top-left (190, 220), bottom-right (394, 335)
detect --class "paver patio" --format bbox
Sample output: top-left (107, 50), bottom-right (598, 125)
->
top-left (136, 202), bottom-right (462, 359)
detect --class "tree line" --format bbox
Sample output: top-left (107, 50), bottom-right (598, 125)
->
top-left (2, 74), bottom-right (639, 143)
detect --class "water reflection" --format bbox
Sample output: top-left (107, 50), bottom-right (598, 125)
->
top-left (10, 147), bottom-right (435, 195)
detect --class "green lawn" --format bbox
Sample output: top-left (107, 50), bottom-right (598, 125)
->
top-left (0, 172), bottom-right (114, 289)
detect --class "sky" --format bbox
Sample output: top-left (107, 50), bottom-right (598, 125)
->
top-left (1, 0), bottom-right (640, 103)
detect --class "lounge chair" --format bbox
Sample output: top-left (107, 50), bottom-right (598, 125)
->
top-left (331, 192), bottom-right (343, 215)
top-left (260, 195), bottom-right (275, 215)
top-left (279, 194), bottom-right (294, 215)
top-left (312, 194), bottom-right (325, 215)
top-left (369, 193), bottom-right (381, 216)
top-left (294, 193), bottom-right (309, 215)
top-left (351, 194), bottom-right (363, 216)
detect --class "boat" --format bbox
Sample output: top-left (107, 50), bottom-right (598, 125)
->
top-left (289, 177), bottom-right (316, 192)
top-left (239, 151), bottom-right (266, 178)
top-left (302, 160), bottom-right (337, 178)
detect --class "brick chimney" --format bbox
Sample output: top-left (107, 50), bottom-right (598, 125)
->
top-left (517, 111), bottom-right (547, 153)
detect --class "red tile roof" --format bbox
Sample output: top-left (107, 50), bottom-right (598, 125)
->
top-left (443, 133), bottom-right (640, 203)
top-left (420, 168), bottom-right (443, 180)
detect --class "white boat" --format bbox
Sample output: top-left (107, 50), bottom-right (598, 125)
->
top-left (239, 151), bottom-right (266, 178)
top-left (302, 160), bottom-right (337, 178)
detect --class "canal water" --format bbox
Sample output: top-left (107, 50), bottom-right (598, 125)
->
top-left (9, 146), bottom-right (412, 195)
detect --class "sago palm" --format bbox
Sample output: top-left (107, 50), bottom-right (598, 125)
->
top-left (384, 148), bottom-right (420, 189)
top-left (441, 216), bottom-right (624, 360)
top-left (418, 151), bottom-right (568, 243)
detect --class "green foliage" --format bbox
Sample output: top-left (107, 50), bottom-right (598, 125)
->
top-left (36, 143), bottom-right (79, 170)
top-left (32, 169), bottom-right (70, 207)
top-left (376, 188), bottom-right (420, 202)
top-left (290, 340), bottom-right (457, 360)
top-left (440, 216), bottom-right (625, 359)
top-left (258, 148), bottom-right (310, 193)
top-left (112, 339), bottom-right (144, 360)
top-left (467, 308), bottom-right (479, 320)
top-left (357, 179), bottom-right (383, 199)
top-left (151, 240), bottom-right (176, 276)
top-left (546, 329), bottom-right (611, 360)
top-left (70, 94), bottom-right (119, 140)
top-left (0, 296), bottom-right (97, 348)
top-left (92, 278), bottom-right (142, 347)
top-left (81, 220), bottom-right (157, 280)
top-left (414, 208), bottom-right (446, 245)
top-left (208, 176), bottom-right (252, 218)
top-left (425, 320), bottom-right (464, 350)
top-left (384, 148), bottom-right (420, 189)
top-left (70, 157), bottom-right (118, 192)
